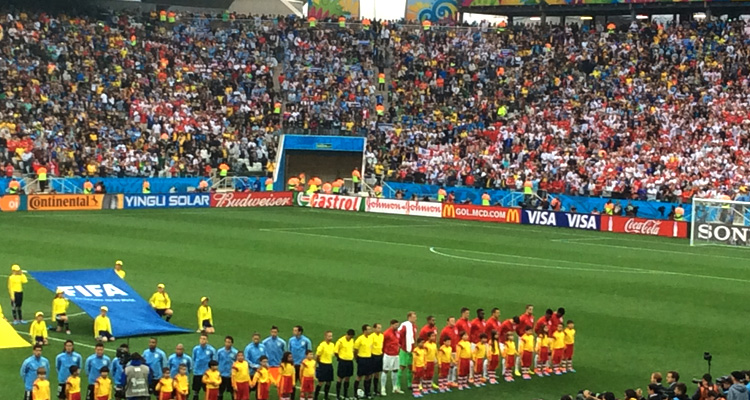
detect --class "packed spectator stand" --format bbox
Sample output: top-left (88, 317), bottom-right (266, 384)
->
top-left (2, 8), bottom-right (750, 204)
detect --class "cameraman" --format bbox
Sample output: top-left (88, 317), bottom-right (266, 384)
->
top-left (693, 374), bottom-right (719, 400)
top-left (112, 344), bottom-right (131, 400)
top-left (123, 352), bottom-right (151, 400)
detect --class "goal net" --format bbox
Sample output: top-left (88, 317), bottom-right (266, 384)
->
top-left (691, 198), bottom-right (750, 247)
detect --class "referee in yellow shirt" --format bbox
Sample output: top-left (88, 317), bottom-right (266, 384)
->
top-left (8, 264), bottom-right (28, 324)
top-left (353, 325), bottom-right (374, 399)
top-left (315, 331), bottom-right (335, 400)
top-left (334, 329), bottom-right (355, 400)
top-left (149, 284), bottom-right (173, 322)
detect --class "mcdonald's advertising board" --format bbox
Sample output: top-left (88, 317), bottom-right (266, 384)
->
top-left (441, 204), bottom-right (521, 224)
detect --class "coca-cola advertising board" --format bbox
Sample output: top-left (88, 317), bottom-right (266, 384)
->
top-left (211, 192), bottom-right (293, 208)
top-left (600, 216), bottom-right (687, 238)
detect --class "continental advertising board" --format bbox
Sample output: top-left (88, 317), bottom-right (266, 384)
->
top-left (27, 194), bottom-right (121, 211)
top-left (365, 198), bottom-right (442, 218)
top-left (441, 204), bottom-right (520, 224)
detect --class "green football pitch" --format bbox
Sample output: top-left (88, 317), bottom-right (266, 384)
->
top-left (2, 207), bottom-right (749, 400)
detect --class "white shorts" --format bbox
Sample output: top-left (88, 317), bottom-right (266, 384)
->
top-left (383, 355), bottom-right (399, 371)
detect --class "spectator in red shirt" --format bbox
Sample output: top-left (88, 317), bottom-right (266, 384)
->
top-left (516, 305), bottom-right (535, 336)
top-left (485, 308), bottom-right (501, 339)
top-left (455, 308), bottom-right (471, 340)
top-left (419, 316), bottom-right (437, 341)
top-left (535, 309), bottom-right (554, 335)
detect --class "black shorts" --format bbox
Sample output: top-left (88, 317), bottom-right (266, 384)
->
top-left (148, 379), bottom-right (158, 394)
top-left (337, 360), bottom-right (354, 379)
top-left (220, 376), bottom-right (233, 394)
top-left (98, 330), bottom-right (113, 340)
top-left (356, 357), bottom-right (371, 377)
top-left (372, 355), bottom-right (383, 373)
top-left (192, 374), bottom-right (205, 392)
top-left (57, 383), bottom-right (66, 399)
top-left (35, 336), bottom-right (45, 344)
top-left (87, 384), bottom-right (95, 399)
top-left (12, 292), bottom-right (23, 307)
top-left (155, 308), bottom-right (167, 316)
top-left (23, 390), bottom-right (32, 400)
top-left (56, 313), bottom-right (66, 327)
top-left (317, 363), bottom-right (334, 382)
top-left (202, 319), bottom-right (212, 328)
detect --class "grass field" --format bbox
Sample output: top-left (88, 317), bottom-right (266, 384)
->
top-left (2, 207), bottom-right (749, 400)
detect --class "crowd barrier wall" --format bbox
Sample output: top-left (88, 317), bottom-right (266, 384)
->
top-left (293, 194), bottom-right (688, 238)
top-left (384, 182), bottom-right (691, 221)
top-left (0, 177), bottom-right (691, 220)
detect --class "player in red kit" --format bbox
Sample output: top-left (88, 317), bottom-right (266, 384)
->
top-left (381, 320), bottom-right (402, 394)
top-left (469, 309), bottom-right (486, 344)
top-left (548, 308), bottom-right (565, 334)
top-left (497, 316), bottom-right (519, 340)
top-left (535, 309), bottom-right (553, 335)
top-left (418, 316), bottom-right (437, 341)
top-left (515, 305), bottom-right (534, 377)
top-left (484, 308), bottom-right (501, 339)
top-left (438, 317), bottom-right (459, 388)
top-left (454, 309), bottom-right (471, 346)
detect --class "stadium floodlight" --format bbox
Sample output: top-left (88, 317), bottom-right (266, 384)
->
top-left (529, 16), bottom-right (541, 21)
top-left (693, 12), bottom-right (707, 20)
top-left (636, 14), bottom-right (649, 20)
top-left (690, 197), bottom-right (750, 247)
top-left (580, 16), bottom-right (593, 20)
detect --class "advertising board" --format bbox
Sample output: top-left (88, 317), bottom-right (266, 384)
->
top-left (211, 192), bottom-right (293, 208)
top-left (522, 210), bottom-right (601, 230)
top-left (122, 194), bottom-right (210, 209)
top-left (441, 204), bottom-right (520, 224)
top-left (27, 194), bottom-right (121, 211)
top-left (601, 216), bottom-right (687, 238)
top-left (695, 223), bottom-right (750, 243)
top-left (309, 193), bottom-right (363, 211)
top-left (365, 198), bottom-right (442, 218)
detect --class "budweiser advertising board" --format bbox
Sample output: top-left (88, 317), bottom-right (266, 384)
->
top-left (309, 193), bottom-right (363, 211)
top-left (210, 192), bottom-right (293, 208)
top-left (600, 216), bottom-right (687, 238)
top-left (441, 204), bottom-right (521, 224)
top-left (365, 198), bottom-right (442, 218)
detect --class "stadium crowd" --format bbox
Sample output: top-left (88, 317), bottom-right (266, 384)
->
top-left (562, 370), bottom-right (750, 400)
top-left (2, 9), bottom-right (750, 204)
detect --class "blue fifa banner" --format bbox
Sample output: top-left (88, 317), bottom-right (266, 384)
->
top-left (122, 194), bottom-right (210, 209)
top-left (522, 210), bottom-right (601, 230)
top-left (30, 269), bottom-right (191, 337)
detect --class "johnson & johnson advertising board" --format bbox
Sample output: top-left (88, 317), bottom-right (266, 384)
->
top-left (310, 193), bottom-right (364, 212)
top-left (441, 204), bottom-right (521, 224)
top-left (600, 216), bottom-right (687, 238)
top-left (365, 198), bottom-right (442, 218)
top-left (211, 192), bottom-right (293, 208)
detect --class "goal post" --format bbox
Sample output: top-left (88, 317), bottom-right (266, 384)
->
top-left (691, 197), bottom-right (750, 247)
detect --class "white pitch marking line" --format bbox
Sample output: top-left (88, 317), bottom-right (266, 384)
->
top-left (566, 240), bottom-right (750, 262)
top-left (14, 330), bottom-right (117, 352)
top-left (550, 237), bottom-right (611, 242)
top-left (260, 224), bottom-right (440, 232)
top-left (428, 247), bottom-right (652, 275)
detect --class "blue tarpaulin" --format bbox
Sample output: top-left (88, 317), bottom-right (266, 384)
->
top-left (30, 269), bottom-right (191, 338)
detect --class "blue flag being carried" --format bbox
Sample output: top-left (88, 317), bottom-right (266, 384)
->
top-left (31, 269), bottom-right (190, 338)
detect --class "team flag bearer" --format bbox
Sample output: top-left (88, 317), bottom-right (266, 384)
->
top-left (30, 312), bottom-right (49, 346)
